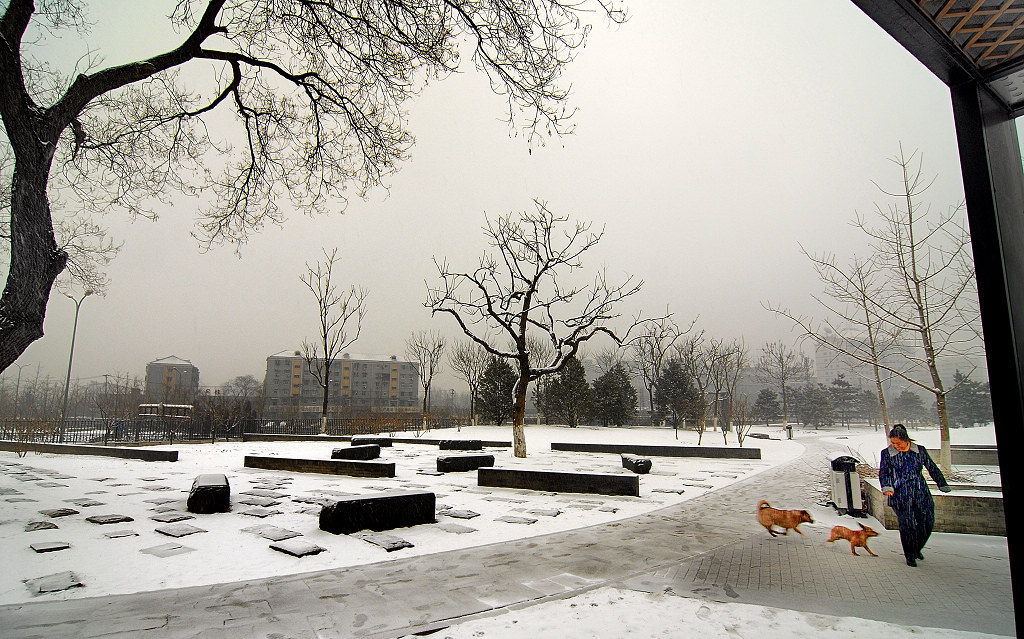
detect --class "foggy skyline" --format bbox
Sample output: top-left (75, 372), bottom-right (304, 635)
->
top-left (2, 1), bottom-right (980, 393)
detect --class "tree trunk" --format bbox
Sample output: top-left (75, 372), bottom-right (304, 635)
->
top-left (320, 361), bottom-right (330, 435)
top-left (512, 373), bottom-right (528, 458)
top-left (0, 153), bottom-right (68, 372)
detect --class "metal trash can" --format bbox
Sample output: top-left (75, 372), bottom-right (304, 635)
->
top-left (830, 455), bottom-right (865, 516)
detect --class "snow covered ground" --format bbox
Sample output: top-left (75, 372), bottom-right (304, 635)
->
top-left (0, 423), bottom-right (1005, 638)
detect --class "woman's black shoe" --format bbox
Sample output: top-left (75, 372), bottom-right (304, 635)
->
top-left (906, 558), bottom-right (917, 567)
top-left (916, 552), bottom-right (924, 560)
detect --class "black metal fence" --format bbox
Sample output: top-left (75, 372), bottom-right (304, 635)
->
top-left (0, 413), bottom-right (460, 446)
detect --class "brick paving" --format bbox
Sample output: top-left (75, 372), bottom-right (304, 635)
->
top-left (0, 433), bottom-right (1015, 638)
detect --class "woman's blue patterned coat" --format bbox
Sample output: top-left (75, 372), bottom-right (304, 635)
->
top-left (879, 442), bottom-right (949, 514)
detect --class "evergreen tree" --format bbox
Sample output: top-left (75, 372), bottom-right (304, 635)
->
top-left (946, 371), bottom-right (993, 427)
top-left (591, 363), bottom-right (638, 426)
top-left (477, 357), bottom-right (517, 426)
top-left (540, 356), bottom-right (591, 427)
top-left (752, 388), bottom-right (781, 426)
top-left (654, 358), bottom-right (702, 429)
top-left (890, 389), bottom-right (928, 426)
top-left (829, 374), bottom-right (857, 428)
top-left (792, 384), bottom-right (834, 428)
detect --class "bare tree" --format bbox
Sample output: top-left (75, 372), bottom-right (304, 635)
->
top-left (406, 330), bottom-right (446, 422)
top-left (720, 339), bottom-right (748, 445)
top-left (0, 0), bottom-right (626, 373)
top-left (630, 315), bottom-right (686, 418)
top-left (755, 341), bottom-right (811, 431)
top-left (769, 148), bottom-right (981, 472)
top-left (301, 248), bottom-right (367, 433)
top-left (449, 340), bottom-right (489, 426)
top-left (427, 200), bottom-right (644, 457)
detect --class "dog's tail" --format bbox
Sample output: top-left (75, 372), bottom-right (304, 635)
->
top-left (758, 499), bottom-right (770, 510)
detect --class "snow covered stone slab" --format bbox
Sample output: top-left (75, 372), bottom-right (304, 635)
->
top-left (351, 531), bottom-right (414, 551)
top-left (24, 521), bottom-right (58, 532)
top-left (85, 514), bottom-right (134, 524)
top-left (237, 496), bottom-right (279, 507)
top-left (331, 444), bottom-right (381, 460)
top-left (495, 515), bottom-right (538, 525)
top-left (154, 523), bottom-right (207, 538)
top-left (24, 571), bottom-right (83, 595)
top-left (621, 454), bottom-right (653, 474)
top-left (478, 468), bottom-right (640, 497)
top-left (30, 541), bottom-right (70, 553)
top-left (436, 453), bottom-right (495, 473)
top-left (40, 508), bottom-right (79, 518)
top-left (445, 509), bottom-right (481, 519)
top-left (150, 512), bottom-right (194, 523)
top-left (436, 522), bottom-right (477, 534)
top-left (140, 543), bottom-right (194, 558)
top-left (269, 538), bottom-right (325, 557)
top-left (103, 529), bottom-right (139, 539)
top-left (241, 524), bottom-right (301, 542)
top-left (240, 507), bottom-right (282, 518)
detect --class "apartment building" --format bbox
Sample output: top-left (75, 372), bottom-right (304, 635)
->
top-left (263, 350), bottom-right (419, 418)
top-left (143, 355), bottom-right (200, 402)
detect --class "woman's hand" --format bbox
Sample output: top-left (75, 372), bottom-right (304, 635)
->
top-left (883, 489), bottom-right (894, 496)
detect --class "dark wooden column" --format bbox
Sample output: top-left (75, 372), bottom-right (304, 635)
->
top-left (950, 80), bottom-right (1023, 629)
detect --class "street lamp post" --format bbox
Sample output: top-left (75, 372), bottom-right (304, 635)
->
top-left (60, 289), bottom-right (93, 442)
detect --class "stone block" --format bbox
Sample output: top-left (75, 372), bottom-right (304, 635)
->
top-left (186, 473), bottom-right (230, 514)
top-left (331, 444), bottom-right (381, 460)
top-left (621, 453), bottom-right (652, 474)
top-left (478, 467), bottom-right (640, 497)
top-left (270, 539), bottom-right (325, 557)
top-left (436, 453), bottom-right (495, 473)
top-left (86, 514), bottom-right (134, 525)
top-left (550, 442), bottom-right (761, 459)
top-left (319, 490), bottom-right (435, 535)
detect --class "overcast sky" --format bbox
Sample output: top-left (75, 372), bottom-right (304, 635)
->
top-left (3, 0), bottom-right (981, 392)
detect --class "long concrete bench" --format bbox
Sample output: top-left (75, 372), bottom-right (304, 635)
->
top-left (319, 490), bottom-right (435, 534)
top-left (478, 467), bottom-right (639, 496)
top-left (388, 437), bottom-right (513, 447)
top-left (187, 474), bottom-right (230, 513)
top-left (437, 453), bottom-right (495, 473)
top-left (550, 442), bottom-right (761, 460)
top-left (350, 436), bottom-right (394, 447)
top-left (243, 455), bottom-right (395, 477)
top-left (331, 444), bottom-right (381, 460)
top-left (242, 433), bottom-right (351, 442)
top-left (438, 439), bottom-right (483, 451)
top-left (0, 440), bottom-right (178, 461)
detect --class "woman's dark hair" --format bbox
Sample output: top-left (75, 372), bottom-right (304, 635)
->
top-left (889, 423), bottom-right (911, 441)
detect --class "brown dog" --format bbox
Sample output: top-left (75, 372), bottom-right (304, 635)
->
top-left (827, 523), bottom-right (879, 556)
top-left (757, 500), bottom-right (813, 537)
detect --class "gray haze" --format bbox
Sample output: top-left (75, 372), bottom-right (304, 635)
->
top-left (4, 1), bottom-right (981, 392)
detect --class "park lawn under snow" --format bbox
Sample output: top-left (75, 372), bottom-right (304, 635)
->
top-left (0, 423), bottom-right (1005, 639)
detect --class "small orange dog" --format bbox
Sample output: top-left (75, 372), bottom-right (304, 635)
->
top-left (827, 523), bottom-right (879, 556)
top-left (757, 500), bottom-right (813, 537)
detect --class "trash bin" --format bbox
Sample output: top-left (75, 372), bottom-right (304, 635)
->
top-left (785, 424), bottom-right (793, 440)
top-left (830, 455), bottom-right (864, 516)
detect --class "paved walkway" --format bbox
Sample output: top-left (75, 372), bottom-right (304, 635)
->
top-left (0, 434), bottom-right (1015, 638)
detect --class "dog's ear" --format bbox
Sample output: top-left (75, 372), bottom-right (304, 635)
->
top-left (858, 523), bottom-right (867, 530)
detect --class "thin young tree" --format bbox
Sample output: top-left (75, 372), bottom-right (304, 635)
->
top-left (754, 341), bottom-right (811, 432)
top-left (449, 340), bottom-right (489, 426)
top-left (427, 200), bottom-right (645, 457)
top-left (769, 148), bottom-right (982, 472)
top-left (406, 331), bottom-right (446, 424)
top-left (0, 0), bottom-right (626, 373)
top-left (301, 248), bottom-right (367, 434)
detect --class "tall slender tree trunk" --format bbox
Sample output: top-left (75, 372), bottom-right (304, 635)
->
top-left (512, 374), bottom-right (528, 458)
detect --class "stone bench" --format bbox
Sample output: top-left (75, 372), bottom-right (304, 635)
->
top-left (438, 439), bottom-right (483, 451)
top-left (244, 455), bottom-right (395, 477)
top-left (621, 453), bottom-right (652, 474)
top-left (0, 440), bottom-right (178, 461)
top-left (478, 467), bottom-right (639, 496)
top-left (331, 444), bottom-right (381, 460)
top-left (350, 436), bottom-right (393, 447)
top-left (319, 490), bottom-right (435, 534)
top-left (437, 453), bottom-right (495, 473)
top-left (550, 442), bottom-right (761, 459)
top-left (186, 473), bottom-right (230, 514)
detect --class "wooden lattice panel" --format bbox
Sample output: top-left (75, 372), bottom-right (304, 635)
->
top-left (917, 0), bottom-right (1024, 68)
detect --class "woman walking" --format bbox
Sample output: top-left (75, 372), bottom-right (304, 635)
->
top-left (879, 423), bottom-right (952, 567)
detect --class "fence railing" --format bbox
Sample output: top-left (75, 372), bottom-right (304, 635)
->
top-left (0, 413), bottom-right (459, 446)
